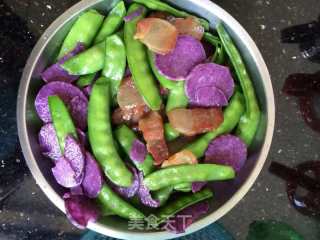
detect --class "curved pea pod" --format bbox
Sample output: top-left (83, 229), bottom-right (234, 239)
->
top-left (88, 77), bottom-right (133, 187)
top-left (76, 73), bottom-right (97, 88)
top-left (102, 34), bottom-right (126, 100)
top-left (152, 186), bottom-right (174, 207)
top-left (114, 125), bottom-right (154, 176)
top-left (124, 4), bottom-right (162, 111)
top-left (174, 183), bottom-right (192, 192)
top-left (131, 0), bottom-right (210, 31)
top-left (97, 184), bottom-right (145, 220)
top-left (164, 123), bottom-right (180, 141)
top-left (147, 50), bottom-right (179, 90)
top-left (94, 1), bottom-right (126, 44)
top-left (57, 10), bottom-right (104, 60)
top-left (48, 95), bottom-right (78, 153)
top-left (155, 188), bottom-right (213, 225)
top-left (217, 23), bottom-right (261, 146)
top-left (185, 91), bottom-right (245, 158)
top-left (62, 41), bottom-right (105, 75)
top-left (144, 164), bottom-right (235, 191)
top-left (203, 32), bottom-right (225, 64)
top-left (166, 82), bottom-right (188, 112)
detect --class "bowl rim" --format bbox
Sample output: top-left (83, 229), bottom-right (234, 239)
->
top-left (17, 0), bottom-right (275, 239)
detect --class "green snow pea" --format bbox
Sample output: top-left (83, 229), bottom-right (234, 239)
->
top-left (174, 183), bottom-right (192, 192)
top-left (203, 32), bottom-right (225, 64)
top-left (88, 77), bottom-right (133, 187)
top-left (57, 10), bottom-right (104, 60)
top-left (48, 95), bottom-right (77, 153)
top-left (164, 123), bottom-right (180, 141)
top-left (185, 91), bottom-right (245, 158)
top-left (94, 1), bottom-right (126, 44)
top-left (155, 188), bottom-right (213, 225)
top-left (152, 186), bottom-right (174, 207)
top-left (217, 23), bottom-right (261, 146)
top-left (132, 0), bottom-right (210, 31)
top-left (114, 125), bottom-right (154, 176)
top-left (165, 82), bottom-right (188, 112)
top-left (76, 73), bottom-right (96, 88)
top-left (144, 164), bottom-right (235, 191)
top-left (124, 4), bottom-right (162, 110)
top-left (62, 41), bottom-right (105, 75)
top-left (102, 34), bottom-right (126, 100)
top-left (97, 184), bottom-right (145, 219)
top-left (147, 50), bottom-right (179, 90)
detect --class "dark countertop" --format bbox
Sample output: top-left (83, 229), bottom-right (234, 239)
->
top-left (0, 0), bottom-right (319, 239)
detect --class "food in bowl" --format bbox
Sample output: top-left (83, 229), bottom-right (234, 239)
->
top-left (34, 0), bottom-right (261, 234)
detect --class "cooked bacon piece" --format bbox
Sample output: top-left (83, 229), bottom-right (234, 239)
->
top-left (172, 16), bottom-right (204, 40)
top-left (161, 150), bottom-right (198, 168)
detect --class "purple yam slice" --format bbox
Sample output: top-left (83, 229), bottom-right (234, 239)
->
top-left (64, 194), bottom-right (99, 229)
top-left (191, 86), bottom-right (228, 107)
top-left (165, 201), bottom-right (209, 233)
top-left (82, 152), bottom-right (104, 198)
top-left (41, 42), bottom-right (85, 83)
top-left (35, 81), bottom-right (88, 130)
top-left (155, 35), bottom-right (206, 81)
top-left (113, 166), bottom-right (139, 198)
top-left (129, 139), bottom-right (147, 163)
top-left (52, 157), bottom-right (83, 188)
top-left (185, 63), bottom-right (235, 102)
top-left (39, 123), bottom-right (61, 161)
top-left (64, 135), bottom-right (85, 180)
top-left (70, 186), bottom-right (84, 196)
top-left (205, 134), bottom-right (247, 172)
top-left (191, 182), bottom-right (207, 193)
top-left (137, 171), bottom-right (160, 208)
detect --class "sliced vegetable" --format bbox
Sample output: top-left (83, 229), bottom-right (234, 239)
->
top-left (155, 35), bottom-right (206, 80)
top-left (35, 81), bottom-right (88, 130)
top-left (172, 16), bottom-right (204, 40)
top-left (64, 136), bottom-right (85, 180)
top-left (76, 73), bottom-right (97, 88)
top-left (167, 108), bottom-right (224, 136)
top-left (185, 63), bottom-right (235, 106)
top-left (82, 152), bottom-right (104, 198)
top-left (112, 166), bottom-right (140, 198)
top-left (129, 139), bottom-right (147, 163)
top-left (137, 171), bottom-right (160, 208)
top-left (139, 111), bottom-right (169, 165)
top-left (205, 134), bottom-right (247, 172)
top-left (192, 182), bottom-right (207, 193)
top-left (39, 123), bottom-right (62, 161)
top-left (135, 18), bottom-right (178, 55)
top-left (64, 194), bottom-right (99, 229)
top-left (42, 43), bottom-right (85, 83)
top-left (161, 150), bottom-right (197, 168)
top-left (152, 186), bottom-right (174, 207)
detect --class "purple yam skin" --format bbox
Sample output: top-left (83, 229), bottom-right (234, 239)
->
top-left (191, 86), bottom-right (228, 107)
top-left (34, 81), bottom-right (88, 130)
top-left (137, 171), bottom-right (160, 208)
top-left (52, 157), bottom-right (83, 188)
top-left (113, 166), bottom-right (139, 198)
top-left (191, 182), bottom-right (207, 193)
top-left (129, 139), bottom-right (147, 163)
top-left (39, 123), bottom-right (62, 161)
top-left (64, 194), bottom-right (99, 229)
top-left (165, 201), bottom-right (209, 233)
top-left (205, 134), bottom-right (247, 172)
top-left (41, 43), bottom-right (85, 83)
top-left (185, 63), bottom-right (235, 102)
top-left (64, 136), bottom-right (85, 180)
top-left (155, 35), bottom-right (206, 81)
top-left (82, 152), bottom-right (104, 198)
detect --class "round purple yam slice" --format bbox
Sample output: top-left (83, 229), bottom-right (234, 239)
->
top-left (39, 123), bottom-right (61, 161)
top-left (129, 139), bottom-right (147, 163)
top-left (64, 194), bottom-right (99, 229)
top-left (113, 166), bottom-right (140, 199)
top-left (35, 81), bottom-right (88, 130)
top-left (155, 35), bottom-right (206, 81)
top-left (205, 134), bottom-right (247, 172)
top-left (185, 63), bottom-right (235, 104)
top-left (191, 86), bottom-right (228, 107)
top-left (82, 152), bottom-right (104, 198)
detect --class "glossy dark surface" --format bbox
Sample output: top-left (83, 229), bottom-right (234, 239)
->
top-left (1, 0), bottom-right (320, 239)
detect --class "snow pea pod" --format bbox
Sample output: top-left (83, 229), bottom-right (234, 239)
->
top-left (165, 82), bottom-right (188, 112)
top-left (102, 34), bottom-right (126, 100)
top-left (203, 32), bottom-right (225, 64)
top-left (155, 188), bottom-right (213, 225)
top-left (94, 1), bottom-right (126, 44)
top-left (217, 23), bottom-right (261, 146)
top-left (185, 91), bottom-right (245, 158)
top-left (152, 186), bottom-right (174, 207)
top-left (62, 41), bottom-right (105, 75)
top-left (76, 73), bottom-right (96, 88)
top-left (124, 4), bottom-right (162, 110)
top-left (48, 95), bottom-right (77, 153)
top-left (164, 123), bottom-right (180, 141)
top-left (132, 0), bottom-right (210, 31)
top-left (174, 183), bottom-right (192, 192)
top-left (97, 184), bottom-right (145, 219)
top-left (88, 77), bottom-right (133, 187)
top-left (144, 164), bottom-right (235, 191)
top-left (57, 10), bottom-right (104, 60)
top-left (114, 125), bottom-right (154, 176)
